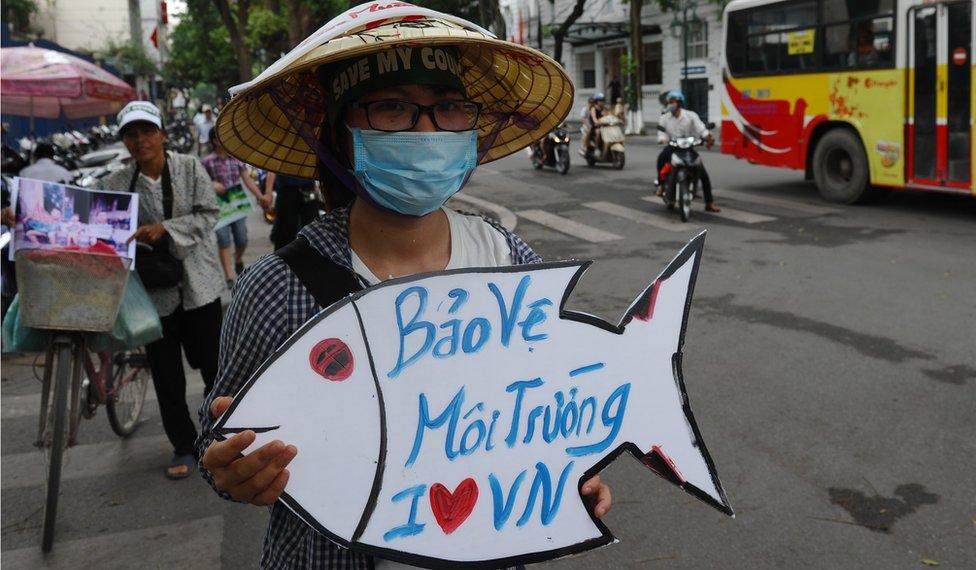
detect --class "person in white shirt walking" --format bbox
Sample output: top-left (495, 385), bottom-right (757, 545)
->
top-left (654, 90), bottom-right (720, 212)
top-left (194, 105), bottom-right (215, 156)
top-left (18, 143), bottom-right (72, 183)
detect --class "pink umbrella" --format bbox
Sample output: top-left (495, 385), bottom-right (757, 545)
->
top-left (1, 45), bottom-right (136, 123)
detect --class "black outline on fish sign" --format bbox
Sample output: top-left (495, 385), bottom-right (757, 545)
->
top-left (211, 231), bottom-right (733, 570)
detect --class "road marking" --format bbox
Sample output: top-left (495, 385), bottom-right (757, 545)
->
top-left (2, 516), bottom-right (223, 568)
top-left (583, 201), bottom-right (697, 232)
top-left (1, 384), bottom-right (205, 420)
top-left (638, 197), bottom-right (776, 224)
top-left (1, 434), bottom-right (171, 490)
top-left (716, 189), bottom-right (840, 216)
top-left (451, 192), bottom-right (518, 231)
top-left (517, 210), bottom-right (623, 242)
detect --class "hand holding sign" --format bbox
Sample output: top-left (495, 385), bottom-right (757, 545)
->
top-left (211, 233), bottom-right (731, 567)
top-left (203, 396), bottom-right (297, 505)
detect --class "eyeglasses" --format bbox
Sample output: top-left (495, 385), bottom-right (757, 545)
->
top-left (349, 100), bottom-right (481, 132)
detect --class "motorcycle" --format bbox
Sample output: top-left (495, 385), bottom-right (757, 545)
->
top-left (660, 136), bottom-right (706, 223)
top-left (73, 147), bottom-right (131, 188)
top-left (165, 118), bottom-right (195, 154)
top-left (582, 114), bottom-right (626, 169)
top-left (530, 124), bottom-right (570, 174)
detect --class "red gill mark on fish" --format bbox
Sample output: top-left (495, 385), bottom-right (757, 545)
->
top-left (309, 338), bottom-right (355, 381)
top-left (641, 445), bottom-right (686, 486)
top-left (634, 280), bottom-right (662, 322)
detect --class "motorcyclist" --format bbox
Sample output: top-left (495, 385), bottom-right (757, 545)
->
top-left (654, 90), bottom-right (720, 212)
top-left (581, 92), bottom-right (607, 155)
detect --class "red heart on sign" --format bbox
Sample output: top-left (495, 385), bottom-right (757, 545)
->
top-left (428, 478), bottom-right (478, 535)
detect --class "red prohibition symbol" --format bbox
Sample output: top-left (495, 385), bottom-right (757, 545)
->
top-left (309, 338), bottom-right (354, 381)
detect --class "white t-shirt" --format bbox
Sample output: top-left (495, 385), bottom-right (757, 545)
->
top-left (350, 207), bottom-right (512, 286)
top-left (657, 109), bottom-right (710, 143)
top-left (196, 119), bottom-right (215, 143)
top-left (353, 207), bottom-right (511, 570)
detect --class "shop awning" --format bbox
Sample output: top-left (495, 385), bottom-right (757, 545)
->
top-left (565, 22), bottom-right (661, 46)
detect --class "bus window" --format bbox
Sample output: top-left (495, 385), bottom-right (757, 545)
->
top-left (822, 0), bottom-right (894, 22)
top-left (747, 34), bottom-right (778, 73)
top-left (727, 11), bottom-right (748, 74)
top-left (822, 16), bottom-right (894, 68)
top-left (823, 23), bottom-right (851, 67)
top-left (748, 1), bottom-right (817, 34)
top-left (857, 17), bottom-right (894, 66)
top-left (946, 1), bottom-right (972, 183)
top-left (781, 29), bottom-right (817, 70)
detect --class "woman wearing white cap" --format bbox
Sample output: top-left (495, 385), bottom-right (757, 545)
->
top-left (105, 100), bottom-right (225, 479)
top-left (198, 3), bottom-right (611, 567)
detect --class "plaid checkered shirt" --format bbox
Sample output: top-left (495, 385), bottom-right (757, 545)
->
top-left (197, 206), bottom-right (541, 569)
top-left (201, 152), bottom-right (249, 189)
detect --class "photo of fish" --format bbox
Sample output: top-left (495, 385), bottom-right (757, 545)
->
top-left (212, 232), bottom-right (732, 568)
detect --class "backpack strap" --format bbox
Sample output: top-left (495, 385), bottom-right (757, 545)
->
top-left (275, 236), bottom-right (364, 308)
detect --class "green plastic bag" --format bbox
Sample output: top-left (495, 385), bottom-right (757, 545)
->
top-left (2, 273), bottom-right (163, 353)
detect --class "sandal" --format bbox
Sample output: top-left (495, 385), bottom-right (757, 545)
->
top-left (166, 453), bottom-right (196, 480)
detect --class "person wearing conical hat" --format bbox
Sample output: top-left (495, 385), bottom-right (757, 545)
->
top-left (197, 3), bottom-right (611, 567)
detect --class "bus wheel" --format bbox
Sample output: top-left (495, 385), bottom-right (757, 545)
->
top-left (812, 129), bottom-right (870, 204)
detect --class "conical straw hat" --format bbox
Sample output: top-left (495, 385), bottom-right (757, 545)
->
top-left (216, 2), bottom-right (574, 179)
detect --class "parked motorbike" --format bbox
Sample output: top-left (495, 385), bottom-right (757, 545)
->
top-left (165, 118), bottom-right (194, 154)
top-left (2, 145), bottom-right (28, 175)
top-left (660, 136), bottom-right (706, 223)
top-left (530, 124), bottom-right (570, 174)
top-left (73, 147), bottom-right (131, 188)
top-left (582, 114), bottom-right (625, 169)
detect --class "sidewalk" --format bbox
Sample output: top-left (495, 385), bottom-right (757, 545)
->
top-left (218, 206), bottom-right (275, 305)
top-left (0, 207), bottom-right (276, 567)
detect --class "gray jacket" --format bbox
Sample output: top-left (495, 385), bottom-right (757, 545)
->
top-left (104, 151), bottom-right (224, 317)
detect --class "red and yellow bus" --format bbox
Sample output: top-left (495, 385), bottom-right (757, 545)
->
top-left (720, 0), bottom-right (974, 202)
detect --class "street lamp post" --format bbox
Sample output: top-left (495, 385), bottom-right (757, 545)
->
top-left (669, 0), bottom-right (699, 96)
top-left (682, 1), bottom-right (689, 94)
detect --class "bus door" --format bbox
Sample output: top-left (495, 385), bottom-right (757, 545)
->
top-left (908, 1), bottom-right (972, 190)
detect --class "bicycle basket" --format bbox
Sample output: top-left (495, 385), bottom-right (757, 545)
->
top-left (14, 249), bottom-right (132, 332)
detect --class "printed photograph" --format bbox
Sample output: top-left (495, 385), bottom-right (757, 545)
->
top-left (12, 177), bottom-right (139, 259)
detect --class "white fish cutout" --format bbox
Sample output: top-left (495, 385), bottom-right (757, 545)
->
top-left (213, 232), bottom-right (732, 568)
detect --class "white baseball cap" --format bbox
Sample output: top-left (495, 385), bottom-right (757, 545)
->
top-left (117, 101), bottom-right (163, 134)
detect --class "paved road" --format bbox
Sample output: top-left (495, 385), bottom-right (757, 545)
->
top-left (2, 137), bottom-right (974, 568)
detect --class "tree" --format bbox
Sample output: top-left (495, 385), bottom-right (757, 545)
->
top-left (165, 0), bottom-right (238, 95)
top-left (549, 0), bottom-right (588, 66)
top-left (4, 0), bottom-right (40, 38)
top-left (100, 40), bottom-right (159, 78)
top-left (284, 0), bottom-right (313, 48)
top-left (411, 0), bottom-right (482, 27)
top-left (628, 0), bottom-right (643, 104)
top-left (213, 0), bottom-right (254, 83)
top-left (478, 0), bottom-right (506, 38)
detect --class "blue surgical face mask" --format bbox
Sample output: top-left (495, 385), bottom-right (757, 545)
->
top-left (348, 127), bottom-right (478, 217)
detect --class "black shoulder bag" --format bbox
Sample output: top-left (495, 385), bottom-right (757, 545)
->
top-left (275, 237), bottom-right (363, 307)
top-left (130, 157), bottom-right (184, 289)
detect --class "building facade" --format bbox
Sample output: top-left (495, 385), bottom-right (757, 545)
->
top-left (500, 0), bottom-right (726, 131)
top-left (30, 0), bottom-right (170, 99)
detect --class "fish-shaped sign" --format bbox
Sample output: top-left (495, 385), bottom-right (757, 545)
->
top-left (213, 232), bottom-right (732, 568)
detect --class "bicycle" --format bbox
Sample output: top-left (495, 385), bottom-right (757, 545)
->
top-left (16, 249), bottom-right (151, 552)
